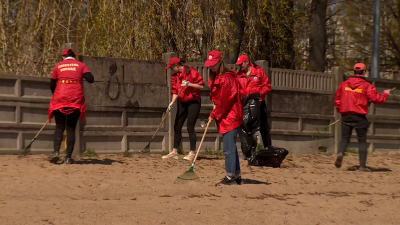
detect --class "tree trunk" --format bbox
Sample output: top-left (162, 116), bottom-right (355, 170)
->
top-left (308, 0), bottom-right (327, 72)
top-left (223, 0), bottom-right (247, 63)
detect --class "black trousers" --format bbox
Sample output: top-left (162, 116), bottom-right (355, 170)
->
top-left (260, 100), bottom-right (272, 148)
top-left (338, 114), bottom-right (370, 167)
top-left (53, 109), bottom-right (80, 158)
top-left (173, 98), bottom-right (201, 151)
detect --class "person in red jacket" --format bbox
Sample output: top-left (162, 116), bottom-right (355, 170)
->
top-left (48, 48), bottom-right (94, 164)
top-left (162, 57), bottom-right (205, 161)
top-left (205, 50), bottom-right (243, 185)
top-left (334, 63), bottom-right (391, 171)
top-left (236, 55), bottom-right (272, 159)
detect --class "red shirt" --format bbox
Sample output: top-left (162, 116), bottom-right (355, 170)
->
top-left (48, 58), bottom-right (90, 122)
top-left (334, 76), bottom-right (388, 115)
top-left (237, 63), bottom-right (271, 101)
top-left (171, 66), bottom-right (205, 102)
top-left (209, 70), bottom-right (243, 134)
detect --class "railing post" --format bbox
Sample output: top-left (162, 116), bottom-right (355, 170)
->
top-left (331, 66), bottom-right (344, 154)
top-left (162, 52), bottom-right (179, 153)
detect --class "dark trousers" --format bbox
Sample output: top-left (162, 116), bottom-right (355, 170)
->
top-left (173, 98), bottom-right (201, 151)
top-left (53, 109), bottom-right (80, 158)
top-left (260, 100), bottom-right (272, 148)
top-left (338, 114), bottom-right (370, 167)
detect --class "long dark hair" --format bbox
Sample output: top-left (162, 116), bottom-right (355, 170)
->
top-left (209, 60), bottom-right (230, 79)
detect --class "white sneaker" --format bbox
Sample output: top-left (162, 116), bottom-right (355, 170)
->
top-left (162, 151), bottom-right (178, 159)
top-left (183, 152), bottom-right (195, 161)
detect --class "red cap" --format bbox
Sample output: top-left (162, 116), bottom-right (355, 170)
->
top-left (204, 50), bottom-right (222, 67)
top-left (235, 55), bottom-right (249, 65)
top-left (165, 57), bottom-right (181, 69)
top-left (62, 48), bottom-right (75, 56)
top-left (353, 63), bottom-right (366, 71)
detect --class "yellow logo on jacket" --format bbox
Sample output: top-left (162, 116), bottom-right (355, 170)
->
top-left (345, 86), bottom-right (362, 93)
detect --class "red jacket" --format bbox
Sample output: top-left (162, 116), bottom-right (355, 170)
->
top-left (48, 58), bottom-right (90, 122)
top-left (334, 76), bottom-right (388, 115)
top-left (209, 70), bottom-right (243, 134)
top-left (171, 66), bottom-right (205, 102)
top-left (237, 63), bottom-right (271, 101)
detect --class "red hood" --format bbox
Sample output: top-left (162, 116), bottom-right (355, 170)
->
top-left (347, 76), bottom-right (366, 89)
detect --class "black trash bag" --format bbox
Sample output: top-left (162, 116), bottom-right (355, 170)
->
top-left (239, 93), bottom-right (261, 158)
top-left (248, 146), bottom-right (289, 168)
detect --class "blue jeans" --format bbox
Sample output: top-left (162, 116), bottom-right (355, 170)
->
top-left (222, 127), bottom-right (240, 177)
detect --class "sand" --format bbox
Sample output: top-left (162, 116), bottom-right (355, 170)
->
top-left (1, 152), bottom-right (400, 225)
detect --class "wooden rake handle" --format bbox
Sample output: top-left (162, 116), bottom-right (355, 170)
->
top-left (147, 87), bottom-right (184, 143)
top-left (192, 119), bottom-right (212, 164)
top-left (35, 120), bottom-right (49, 139)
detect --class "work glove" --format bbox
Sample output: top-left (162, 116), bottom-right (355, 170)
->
top-left (167, 102), bottom-right (174, 111)
top-left (181, 80), bottom-right (190, 87)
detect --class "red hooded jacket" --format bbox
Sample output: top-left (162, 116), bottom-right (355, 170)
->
top-left (209, 70), bottom-right (243, 134)
top-left (171, 66), bottom-right (205, 102)
top-left (334, 75), bottom-right (388, 115)
top-left (48, 58), bottom-right (90, 122)
top-left (237, 63), bottom-right (271, 101)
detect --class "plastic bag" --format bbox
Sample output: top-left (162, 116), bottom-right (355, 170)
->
top-left (239, 93), bottom-right (261, 158)
top-left (248, 146), bottom-right (289, 168)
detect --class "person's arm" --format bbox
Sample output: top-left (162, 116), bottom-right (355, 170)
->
top-left (183, 70), bottom-right (204, 90)
top-left (83, 72), bottom-right (94, 83)
top-left (171, 75), bottom-right (178, 95)
top-left (50, 65), bottom-right (58, 94)
top-left (365, 84), bottom-right (389, 105)
top-left (82, 65), bottom-right (94, 83)
top-left (50, 79), bottom-right (57, 94)
top-left (212, 78), bottom-right (239, 121)
top-left (258, 69), bottom-right (271, 100)
top-left (333, 83), bottom-right (342, 111)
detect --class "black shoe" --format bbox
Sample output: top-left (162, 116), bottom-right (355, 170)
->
top-left (49, 151), bottom-right (59, 164)
top-left (215, 176), bottom-right (242, 186)
top-left (335, 155), bottom-right (343, 168)
top-left (65, 157), bottom-right (74, 164)
top-left (235, 176), bottom-right (243, 185)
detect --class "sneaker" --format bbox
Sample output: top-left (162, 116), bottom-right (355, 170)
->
top-left (161, 151), bottom-right (178, 159)
top-left (359, 166), bottom-right (370, 172)
top-left (215, 176), bottom-right (242, 186)
top-left (65, 158), bottom-right (74, 164)
top-left (49, 151), bottom-right (59, 164)
top-left (334, 154), bottom-right (343, 168)
top-left (183, 152), bottom-right (195, 161)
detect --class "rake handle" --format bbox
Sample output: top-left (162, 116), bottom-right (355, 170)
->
top-left (192, 119), bottom-right (212, 164)
top-left (35, 120), bottom-right (49, 139)
top-left (145, 87), bottom-right (184, 145)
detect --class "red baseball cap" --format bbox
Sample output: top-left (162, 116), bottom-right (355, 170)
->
top-left (165, 57), bottom-right (181, 69)
top-left (62, 48), bottom-right (75, 56)
top-left (353, 63), bottom-right (366, 71)
top-left (204, 50), bottom-right (222, 67)
top-left (235, 55), bottom-right (249, 65)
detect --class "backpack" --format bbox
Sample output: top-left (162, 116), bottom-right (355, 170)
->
top-left (248, 146), bottom-right (289, 168)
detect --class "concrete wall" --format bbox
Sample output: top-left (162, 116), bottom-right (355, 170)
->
top-left (0, 53), bottom-right (399, 155)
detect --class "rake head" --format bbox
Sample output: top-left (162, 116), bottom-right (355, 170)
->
top-left (18, 142), bottom-right (33, 158)
top-left (174, 165), bottom-right (199, 184)
top-left (122, 150), bottom-right (133, 157)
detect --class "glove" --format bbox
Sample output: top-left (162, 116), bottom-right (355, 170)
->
top-left (167, 102), bottom-right (174, 111)
top-left (181, 80), bottom-right (190, 87)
